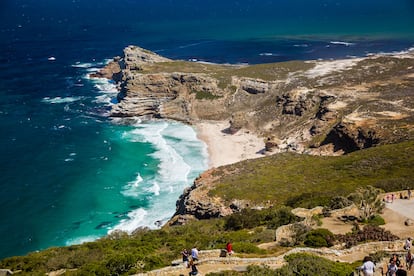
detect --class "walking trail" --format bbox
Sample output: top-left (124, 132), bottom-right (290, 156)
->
top-left (134, 197), bottom-right (414, 276)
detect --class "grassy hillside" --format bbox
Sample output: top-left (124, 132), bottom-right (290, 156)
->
top-left (0, 218), bottom-right (282, 275)
top-left (1, 141), bottom-right (413, 274)
top-left (209, 140), bottom-right (414, 207)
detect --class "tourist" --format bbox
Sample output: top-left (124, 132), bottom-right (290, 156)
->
top-left (404, 237), bottom-right (412, 251)
top-left (226, 242), bottom-right (234, 255)
top-left (181, 248), bottom-right (189, 268)
top-left (406, 251), bottom-right (413, 270)
top-left (191, 246), bottom-right (199, 261)
top-left (386, 194), bottom-right (391, 203)
top-left (407, 188), bottom-right (411, 199)
top-left (389, 254), bottom-right (401, 267)
top-left (359, 256), bottom-right (375, 276)
top-left (388, 260), bottom-right (398, 276)
top-left (188, 259), bottom-right (198, 276)
top-left (396, 264), bottom-right (407, 276)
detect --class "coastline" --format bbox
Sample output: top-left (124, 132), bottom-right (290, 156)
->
top-left (194, 120), bottom-right (266, 168)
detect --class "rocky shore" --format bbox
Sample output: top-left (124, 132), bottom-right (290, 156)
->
top-left (97, 45), bottom-right (414, 155)
top-left (93, 45), bottom-right (414, 224)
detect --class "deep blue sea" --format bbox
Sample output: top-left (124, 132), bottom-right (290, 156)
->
top-left (1, 0), bottom-right (414, 259)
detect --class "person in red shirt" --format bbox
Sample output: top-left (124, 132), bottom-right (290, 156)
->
top-left (226, 242), bottom-right (234, 255)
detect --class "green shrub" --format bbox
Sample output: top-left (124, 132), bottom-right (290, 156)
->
top-left (265, 206), bottom-right (299, 229)
top-left (286, 192), bottom-right (331, 209)
top-left (304, 228), bottom-right (335, 247)
top-left (224, 209), bottom-right (263, 230)
top-left (311, 214), bottom-right (323, 226)
top-left (366, 215), bottom-right (385, 226)
top-left (75, 262), bottom-right (111, 276)
top-left (328, 196), bottom-right (353, 210)
top-left (276, 253), bottom-right (355, 275)
top-left (105, 253), bottom-right (136, 275)
top-left (224, 206), bottom-right (299, 231)
top-left (232, 242), bottom-right (264, 254)
top-left (192, 90), bottom-right (221, 100)
top-left (245, 265), bottom-right (276, 275)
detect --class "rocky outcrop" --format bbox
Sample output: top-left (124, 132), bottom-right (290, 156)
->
top-left (94, 46), bottom-right (414, 224)
top-left (124, 45), bottom-right (171, 67)
top-left (239, 78), bottom-right (270, 94)
top-left (111, 71), bottom-right (225, 121)
top-left (89, 56), bottom-right (123, 82)
top-left (321, 122), bottom-right (381, 153)
top-left (97, 46), bottom-right (414, 156)
top-left (170, 170), bottom-right (233, 224)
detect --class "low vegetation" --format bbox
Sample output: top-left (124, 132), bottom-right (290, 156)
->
top-left (210, 140), bottom-right (414, 207)
top-left (2, 141), bottom-right (413, 274)
top-left (0, 212), bottom-right (285, 275)
top-left (336, 225), bottom-right (399, 248)
top-left (207, 253), bottom-right (356, 276)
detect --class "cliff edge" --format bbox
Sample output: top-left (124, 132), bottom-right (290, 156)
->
top-left (100, 46), bottom-right (414, 156)
top-left (95, 46), bottom-right (414, 223)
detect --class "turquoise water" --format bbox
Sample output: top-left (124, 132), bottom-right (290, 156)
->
top-left (1, 0), bottom-right (414, 259)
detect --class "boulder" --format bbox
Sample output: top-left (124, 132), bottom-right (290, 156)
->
top-left (405, 219), bottom-right (414, 226)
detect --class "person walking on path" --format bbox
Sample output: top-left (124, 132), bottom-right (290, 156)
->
top-left (396, 264), bottom-right (408, 276)
top-left (388, 260), bottom-right (398, 276)
top-left (181, 248), bottom-right (189, 268)
top-left (188, 259), bottom-right (198, 276)
top-left (359, 256), bottom-right (375, 276)
top-left (191, 246), bottom-right (199, 261)
top-left (405, 251), bottom-right (413, 270)
top-left (404, 237), bottom-right (412, 251)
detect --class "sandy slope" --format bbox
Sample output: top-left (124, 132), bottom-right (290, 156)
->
top-left (195, 120), bottom-right (266, 168)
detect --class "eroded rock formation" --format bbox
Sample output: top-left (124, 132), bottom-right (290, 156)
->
top-left (100, 46), bottom-right (414, 157)
top-left (93, 46), bottom-right (414, 223)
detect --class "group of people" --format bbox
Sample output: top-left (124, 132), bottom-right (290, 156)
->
top-left (181, 243), bottom-right (234, 275)
top-left (359, 238), bottom-right (413, 276)
top-left (181, 247), bottom-right (199, 275)
top-left (384, 189), bottom-right (412, 203)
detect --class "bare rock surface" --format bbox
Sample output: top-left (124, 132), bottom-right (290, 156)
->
top-left (100, 46), bottom-right (414, 156)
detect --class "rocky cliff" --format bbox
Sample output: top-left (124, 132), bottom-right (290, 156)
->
top-left (96, 46), bottom-right (414, 223)
top-left (101, 46), bottom-right (414, 155)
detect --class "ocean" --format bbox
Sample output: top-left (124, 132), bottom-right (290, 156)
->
top-left (0, 0), bottom-right (413, 259)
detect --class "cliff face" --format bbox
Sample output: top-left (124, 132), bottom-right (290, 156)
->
top-left (96, 46), bottom-right (414, 222)
top-left (103, 46), bottom-right (414, 156)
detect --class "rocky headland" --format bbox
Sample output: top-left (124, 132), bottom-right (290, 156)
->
top-left (95, 45), bottom-right (414, 224)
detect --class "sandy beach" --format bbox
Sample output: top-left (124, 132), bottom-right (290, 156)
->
top-left (195, 120), bottom-right (266, 168)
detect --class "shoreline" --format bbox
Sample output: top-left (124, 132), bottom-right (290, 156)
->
top-left (194, 120), bottom-right (266, 168)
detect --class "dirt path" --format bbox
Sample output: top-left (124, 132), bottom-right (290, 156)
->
top-left (136, 198), bottom-right (414, 275)
top-left (384, 198), bottom-right (414, 220)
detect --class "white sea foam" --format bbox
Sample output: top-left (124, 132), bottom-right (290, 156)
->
top-left (42, 96), bottom-right (84, 104)
top-left (85, 74), bottom-right (119, 106)
top-left (259, 52), bottom-right (279, 56)
top-left (294, 44), bottom-right (309, 47)
top-left (121, 174), bottom-right (144, 198)
top-left (113, 121), bottom-right (208, 232)
top-left (110, 208), bottom-right (148, 233)
top-left (72, 59), bottom-right (111, 69)
top-left (65, 235), bottom-right (101, 246)
top-left (72, 62), bottom-right (94, 68)
top-left (330, 41), bottom-right (355, 46)
top-left (86, 67), bottom-right (101, 72)
top-left (94, 83), bottom-right (118, 93)
top-left (178, 41), bottom-right (208, 49)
